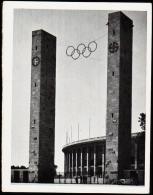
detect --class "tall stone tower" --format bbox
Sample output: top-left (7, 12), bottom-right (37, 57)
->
top-left (105, 12), bottom-right (133, 183)
top-left (29, 30), bottom-right (56, 183)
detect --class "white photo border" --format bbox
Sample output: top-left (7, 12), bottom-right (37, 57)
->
top-left (2, 1), bottom-right (152, 193)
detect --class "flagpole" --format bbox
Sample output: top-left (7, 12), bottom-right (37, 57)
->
top-left (78, 123), bottom-right (79, 141)
top-left (89, 118), bottom-right (91, 139)
top-left (71, 125), bottom-right (72, 143)
top-left (66, 130), bottom-right (67, 144)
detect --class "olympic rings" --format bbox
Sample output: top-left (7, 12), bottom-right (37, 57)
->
top-left (88, 41), bottom-right (97, 52)
top-left (66, 41), bottom-right (97, 60)
top-left (71, 49), bottom-right (80, 60)
top-left (77, 43), bottom-right (86, 54)
top-left (66, 46), bottom-right (75, 56)
top-left (82, 47), bottom-right (91, 58)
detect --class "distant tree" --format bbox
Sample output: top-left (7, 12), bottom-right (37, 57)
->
top-left (11, 165), bottom-right (19, 169)
top-left (138, 113), bottom-right (146, 131)
top-left (20, 165), bottom-right (27, 169)
top-left (11, 165), bottom-right (27, 169)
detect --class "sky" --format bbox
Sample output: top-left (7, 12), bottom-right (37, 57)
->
top-left (11, 9), bottom-right (147, 172)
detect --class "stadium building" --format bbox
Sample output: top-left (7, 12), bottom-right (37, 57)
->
top-left (62, 131), bottom-right (145, 184)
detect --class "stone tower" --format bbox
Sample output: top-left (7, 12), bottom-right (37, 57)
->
top-left (105, 12), bottom-right (133, 183)
top-left (29, 30), bottom-right (56, 183)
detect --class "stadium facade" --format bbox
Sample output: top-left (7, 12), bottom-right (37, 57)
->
top-left (62, 131), bottom-right (145, 184)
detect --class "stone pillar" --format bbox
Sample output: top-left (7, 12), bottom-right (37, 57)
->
top-left (81, 148), bottom-right (83, 176)
top-left (64, 153), bottom-right (66, 176)
top-left (67, 153), bottom-right (68, 175)
top-left (87, 147), bottom-right (89, 176)
top-left (67, 153), bottom-right (69, 176)
top-left (105, 12), bottom-right (133, 183)
top-left (72, 151), bottom-right (73, 177)
top-left (102, 153), bottom-right (105, 177)
top-left (29, 30), bottom-right (56, 183)
top-left (76, 151), bottom-right (78, 176)
top-left (102, 145), bottom-right (105, 184)
top-left (69, 153), bottom-right (71, 177)
top-left (94, 145), bottom-right (96, 177)
top-left (134, 142), bottom-right (138, 170)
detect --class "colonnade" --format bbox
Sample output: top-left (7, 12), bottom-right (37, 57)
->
top-left (64, 143), bottom-right (105, 178)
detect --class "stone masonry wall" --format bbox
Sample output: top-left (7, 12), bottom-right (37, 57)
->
top-left (29, 30), bottom-right (56, 183)
top-left (105, 12), bottom-right (133, 183)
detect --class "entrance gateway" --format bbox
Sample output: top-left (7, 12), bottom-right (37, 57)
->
top-left (29, 11), bottom-right (133, 184)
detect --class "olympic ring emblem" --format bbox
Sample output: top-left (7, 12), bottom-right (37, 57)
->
top-left (66, 41), bottom-right (97, 60)
top-left (88, 41), bottom-right (97, 52)
top-left (77, 43), bottom-right (86, 54)
top-left (66, 46), bottom-right (75, 56)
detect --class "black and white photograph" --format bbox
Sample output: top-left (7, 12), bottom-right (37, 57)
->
top-left (2, 2), bottom-right (152, 193)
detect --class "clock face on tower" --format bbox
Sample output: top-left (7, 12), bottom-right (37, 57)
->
top-left (32, 56), bottom-right (40, 66)
top-left (109, 42), bottom-right (119, 53)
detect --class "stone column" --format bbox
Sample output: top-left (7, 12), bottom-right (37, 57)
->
top-left (64, 153), bottom-right (66, 176)
top-left (87, 147), bottom-right (89, 176)
top-left (94, 145), bottom-right (96, 177)
top-left (76, 151), bottom-right (77, 176)
top-left (81, 148), bottom-right (83, 176)
top-left (102, 146), bottom-right (105, 184)
top-left (72, 151), bottom-right (73, 177)
top-left (66, 153), bottom-right (68, 176)
top-left (69, 153), bottom-right (71, 177)
top-left (102, 153), bottom-right (105, 177)
top-left (134, 142), bottom-right (138, 170)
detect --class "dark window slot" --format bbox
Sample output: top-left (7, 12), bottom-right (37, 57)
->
top-left (113, 29), bottom-right (115, 35)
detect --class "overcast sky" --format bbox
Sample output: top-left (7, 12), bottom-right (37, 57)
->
top-left (11, 9), bottom-right (147, 172)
